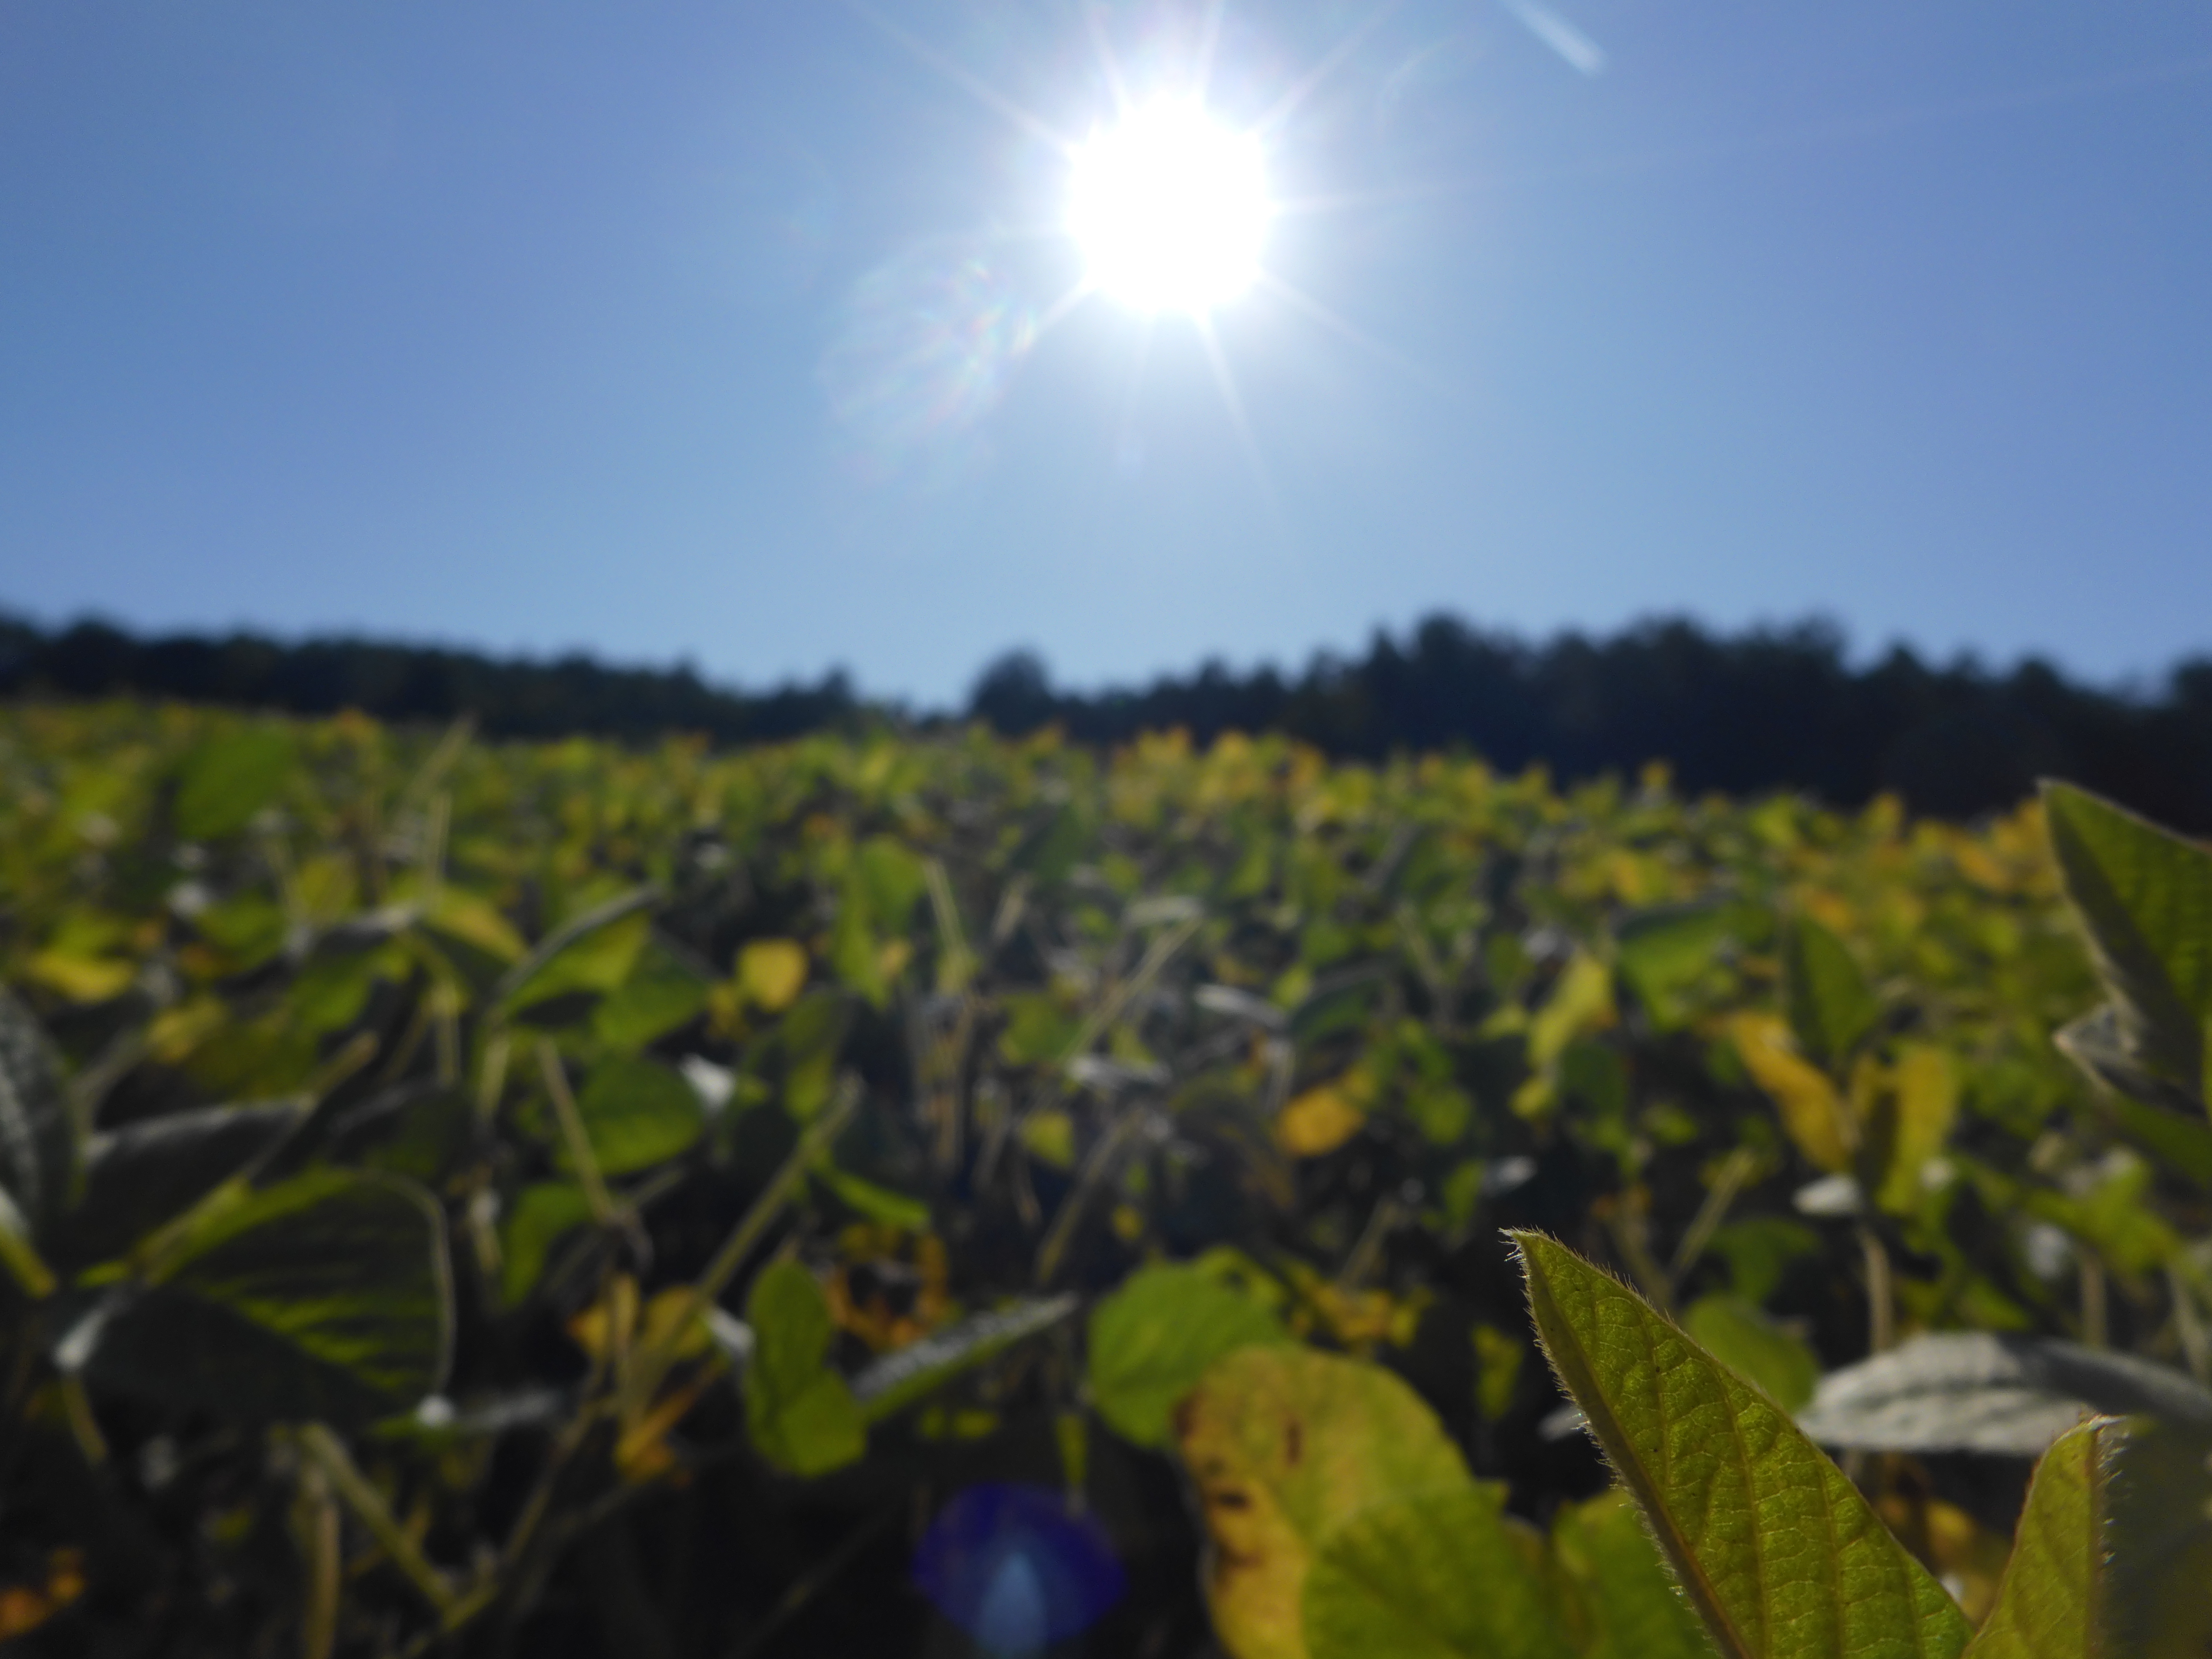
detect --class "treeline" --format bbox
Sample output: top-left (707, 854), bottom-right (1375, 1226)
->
top-left (972, 618), bottom-right (2212, 828)
top-left (6, 611), bottom-right (2209, 828)
top-left (0, 615), bottom-right (861, 746)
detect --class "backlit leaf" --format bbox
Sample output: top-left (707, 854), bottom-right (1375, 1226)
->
top-left (1514, 1231), bottom-right (1970, 1659)
top-left (1962, 1417), bottom-right (2108, 1659)
top-left (2042, 783), bottom-right (2212, 1108)
top-left (1730, 1013), bottom-right (1853, 1173)
top-left (564, 1056), bottom-right (703, 1176)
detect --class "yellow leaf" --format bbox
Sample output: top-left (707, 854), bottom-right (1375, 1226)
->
top-left (1877, 1045), bottom-right (1959, 1213)
top-left (1276, 1083), bottom-right (1365, 1158)
top-left (27, 949), bottom-right (136, 1003)
top-left (738, 938), bottom-right (809, 1012)
top-left (1528, 953), bottom-right (1615, 1071)
top-left (1729, 1011), bottom-right (1853, 1172)
top-left (1174, 1345), bottom-right (1475, 1659)
top-left (1019, 1108), bottom-right (1077, 1170)
top-left (428, 889), bottom-right (527, 963)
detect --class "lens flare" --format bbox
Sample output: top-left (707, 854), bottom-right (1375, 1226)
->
top-left (1067, 102), bottom-right (1269, 314)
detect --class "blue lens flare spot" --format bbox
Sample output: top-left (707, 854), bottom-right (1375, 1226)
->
top-left (911, 1482), bottom-right (1127, 1657)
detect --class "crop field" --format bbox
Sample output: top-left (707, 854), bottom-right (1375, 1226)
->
top-left (0, 701), bottom-right (2207, 1657)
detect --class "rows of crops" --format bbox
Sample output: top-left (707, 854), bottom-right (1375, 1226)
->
top-left (0, 701), bottom-right (2206, 1656)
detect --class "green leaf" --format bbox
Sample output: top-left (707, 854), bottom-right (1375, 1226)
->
top-left (563, 1057), bottom-right (702, 1177)
top-left (1617, 903), bottom-right (1740, 1030)
top-left (814, 1166), bottom-right (930, 1231)
top-left (1513, 1231), bottom-right (1970, 1659)
top-left (851, 1294), bottom-right (1077, 1423)
top-left (1303, 1483), bottom-right (1577, 1659)
top-left (500, 1181), bottom-right (596, 1307)
top-left (1174, 1344), bottom-right (1475, 1659)
top-left (498, 892), bottom-right (655, 1016)
top-left (1554, 1490), bottom-right (1717, 1659)
top-left (2042, 782), bottom-right (2212, 1109)
top-left (1681, 1295), bottom-right (1820, 1413)
top-left (0, 988), bottom-right (78, 1240)
top-left (743, 1260), bottom-right (864, 1478)
top-left (1962, 1417), bottom-right (2108, 1659)
top-left (175, 726), bottom-right (296, 840)
top-left (590, 939), bottom-right (710, 1052)
top-left (60, 1102), bottom-right (303, 1267)
top-left (68, 1170), bottom-right (452, 1428)
top-left (1088, 1263), bottom-right (1289, 1448)
top-left (1783, 918), bottom-right (1880, 1071)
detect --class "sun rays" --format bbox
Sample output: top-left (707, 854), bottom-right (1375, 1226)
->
top-left (835, 0), bottom-right (1437, 501)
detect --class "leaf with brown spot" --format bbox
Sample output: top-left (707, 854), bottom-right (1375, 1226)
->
top-left (1174, 1345), bottom-right (1473, 1659)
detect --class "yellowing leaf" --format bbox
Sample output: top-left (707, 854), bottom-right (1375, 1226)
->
top-left (27, 948), bottom-right (136, 1003)
top-left (1276, 1083), bottom-right (1365, 1157)
top-left (1729, 1013), bottom-right (1854, 1173)
top-left (737, 938), bottom-right (809, 1011)
top-left (1174, 1344), bottom-right (1473, 1659)
top-left (1514, 1232), bottom-right (1970, 1659)
top-left (1529, 953), bottom-right (1617, 1070)
top-left (1874, 1045), bottom-right (1959, 1214)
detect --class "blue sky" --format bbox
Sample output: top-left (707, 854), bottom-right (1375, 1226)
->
top-left (3, 1), bottom-right (2209, 704)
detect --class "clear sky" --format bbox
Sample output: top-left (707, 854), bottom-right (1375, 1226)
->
top-left (3, 1), bottom-right (2209, 704)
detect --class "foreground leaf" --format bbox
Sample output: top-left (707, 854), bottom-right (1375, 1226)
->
top-left (1088, 1263), bottom-right (1288, 1447)
top-left (59, 1101), bottom-right (303, 1266)
top-left (1962, 1417), bottom-right (2109, 1659)
top-left (67, 1170), bottom-right (452, 1427)
top-left (2042, 782), bottom-right (2212, 1109)
top-left (1173, 1344), bottom-right (1471, 1659)
top-left (1514, 1231), bottom-right (1970, 1659)
top-left (1302, 1484), bottom-right (1576, 1659)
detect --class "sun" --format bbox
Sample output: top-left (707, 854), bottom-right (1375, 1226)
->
top-left (1067, 101), bottom-right (1270, 315)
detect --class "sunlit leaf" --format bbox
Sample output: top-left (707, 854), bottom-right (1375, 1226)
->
top-left (737, 938), bottom-right (809, 1013)
top-left (1174, 1344), bottom-right (1473, 1659)
top-left (1089, 1263), bottom-right (1289, 1448)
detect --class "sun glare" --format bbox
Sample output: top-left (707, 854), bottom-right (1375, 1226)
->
top-left (1067, 102), bottom-right (1269, 314)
